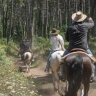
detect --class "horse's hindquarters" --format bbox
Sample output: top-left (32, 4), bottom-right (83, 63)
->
top-left (64, 53), bottom-right (92, 96)
top-left (23, 52), bottom-right (33, 72)
top-left (50, 51), bottom-right (65, 95)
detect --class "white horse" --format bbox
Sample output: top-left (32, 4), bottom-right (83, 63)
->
top-left (49, 50), bottom-right (65, 95)
top-left (23, 52), bottom-right (33, 72)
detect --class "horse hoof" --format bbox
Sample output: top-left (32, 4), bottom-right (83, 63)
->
top-left (90, 77), bottom-right (96, 83)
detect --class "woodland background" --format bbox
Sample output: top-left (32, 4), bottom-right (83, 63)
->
top-left (0, 1), bottom-right (96, 96)
top-left (0, 0), bottom-right (96, 47)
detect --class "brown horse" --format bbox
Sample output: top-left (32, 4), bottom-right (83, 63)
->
top-left (62, 52), bottom-right (92, 96)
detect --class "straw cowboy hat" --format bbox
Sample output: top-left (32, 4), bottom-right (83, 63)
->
top-left (50, 28), bottom-right (60, 35)
top-left (72, 11), bottom-right (87, 22)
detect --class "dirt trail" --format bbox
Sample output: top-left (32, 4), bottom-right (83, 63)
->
top-left (23, 57), bottom-right (96, 96)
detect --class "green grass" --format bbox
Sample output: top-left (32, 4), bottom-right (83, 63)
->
top-left (0, 57), bottom-right (39, 96)
top-left (0, 40), bottom-right (39, 96)
top-left (89, 37), bottom-right (96, 56)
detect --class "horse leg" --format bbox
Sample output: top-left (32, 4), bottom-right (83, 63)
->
top-left (52, 71), bottom-right (57, 91)
top-left (83, 78), bottom-right (90, 96)
top-left (53, 71), bottom-right (62, 94)
top-left (29, 62), bottom-right (31, 69)
top-left (26, 64), bottom-right (30, 73)
top-left (80, 83), bottom-right (84, 96)
top-left (54, 71), bottom-right (61, 93)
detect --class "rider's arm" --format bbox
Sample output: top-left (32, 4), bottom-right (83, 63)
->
top-left (84, 17), bottom-right (94, 29)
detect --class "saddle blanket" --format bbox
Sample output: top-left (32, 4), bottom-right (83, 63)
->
top-left (61, 51), bottom-right (96, 63)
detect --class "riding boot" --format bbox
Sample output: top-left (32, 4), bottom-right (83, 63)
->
top-left (45, 59), bottom-right (50, 73)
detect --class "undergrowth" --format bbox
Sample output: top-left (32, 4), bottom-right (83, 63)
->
top-left (0, 39), bottom-right (39, 96)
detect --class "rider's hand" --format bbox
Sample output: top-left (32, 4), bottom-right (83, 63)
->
top-left (88, 17), bottom-right (93, 21)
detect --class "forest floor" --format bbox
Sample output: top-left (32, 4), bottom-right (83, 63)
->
top-left (22, 53), bottom-right (96, 96)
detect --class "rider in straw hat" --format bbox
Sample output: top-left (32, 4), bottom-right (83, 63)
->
top-left (50, 28), bottom-right (60, 35)
top-left (60, 11), bottom-right (96, 82)
top-left (72, 11), bottom-right (87, 22)
top-left (45, 28), bottom-right (65, 73)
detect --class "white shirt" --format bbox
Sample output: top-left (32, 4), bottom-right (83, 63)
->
top-left (50, 34), bottom-right (64, 51)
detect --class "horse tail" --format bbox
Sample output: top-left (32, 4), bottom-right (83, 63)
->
top-left (68, 55), bottom-right (83, 93)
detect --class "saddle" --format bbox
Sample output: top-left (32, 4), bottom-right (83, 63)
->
top-left (71, 48), bottom-right (85, 52)
top-left (62, 48), bottom-right (96, 63)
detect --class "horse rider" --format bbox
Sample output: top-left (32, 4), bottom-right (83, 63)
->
top-left (24, 39), bottom-right (31, 52)
top-left (60, 11), bottom-right (96, 82)
top-left (45, 28), bottom-right (65, 73)
top-left (18, 39), bottom-right (31, 60)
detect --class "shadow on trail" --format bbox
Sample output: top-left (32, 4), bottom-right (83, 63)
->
top-left (34, 74), bottom-right (52, 84)
top-left (33, 74), bottom-right (96, 96)
top-left (33, 74), bottom-right (58, 96)
top-left (38, 88), bottom-right (55, 96)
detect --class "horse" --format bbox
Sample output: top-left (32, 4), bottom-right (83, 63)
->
top-left (62, 52), bottom-right (93, 96)
top-left (22, 52), bottom-right (33, 72)
top-left (49, 50), bottom-right (65, 95)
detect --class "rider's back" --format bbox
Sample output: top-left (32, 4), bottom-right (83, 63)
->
top-left (50, 34), bottom-right (64, 51)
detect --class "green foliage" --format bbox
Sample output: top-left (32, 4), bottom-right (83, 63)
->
top-left (13, 23), bottom-right (23, 42)
top-left (6, 40), bottom-right (18, 56)
top-left (34, 36), bottom-right (50, 50)
top-left (0, 39), bottom-right (7, 60)
top-left (0, 38), bottom-right (7, 45)
top-left (0, 47), bottom-right (6, 60)
top-left (0, 39), bottom-right (39, 96)
top-left (0, 39), bottom-right (18, 57)
top-left (0, 18), bottom-right (3, 38)
top-left (61, 24), bottom-right (68, 33)
top-left (89, 37), bottom-right (96, 56)
top-left (0, 60), bottom-right (39, 96)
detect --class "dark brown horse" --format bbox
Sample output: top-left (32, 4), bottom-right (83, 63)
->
top-left (62, 52), bottom-right (92, 96)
